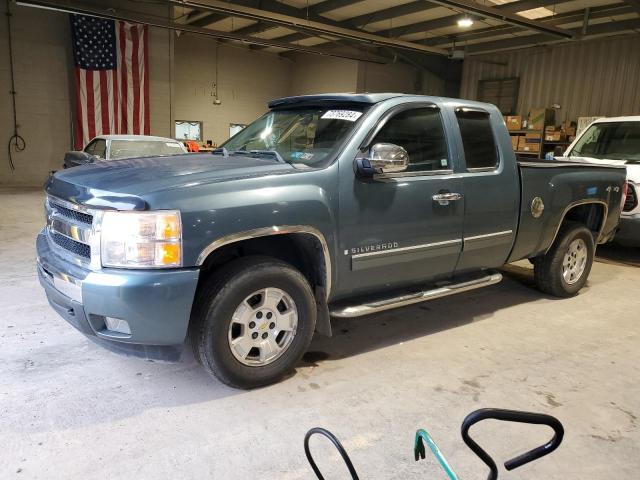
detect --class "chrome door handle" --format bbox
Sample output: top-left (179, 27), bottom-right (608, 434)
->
top-left (432, 192), bottom-right (463, 205)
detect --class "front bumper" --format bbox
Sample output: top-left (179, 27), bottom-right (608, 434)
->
top-left (37, 230), bottom-right (200, 350)
top-left (614, 214), bottom-right (640, 246)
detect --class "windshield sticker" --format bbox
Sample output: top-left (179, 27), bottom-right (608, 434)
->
top-left (291, 152), bottom-right (314, 160)
top-left (321, 110), bottom-right (363, 122)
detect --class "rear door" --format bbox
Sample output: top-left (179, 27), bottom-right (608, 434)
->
top-left (452, 107), bottom-right (519, 273)
top-left (336, 104), bottom-right (464, 299)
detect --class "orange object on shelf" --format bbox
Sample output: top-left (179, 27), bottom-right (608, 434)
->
top-left (185, 140), bottom-right (200, 152)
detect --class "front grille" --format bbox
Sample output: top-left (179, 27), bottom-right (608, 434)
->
top-left (624, 184), bottom-right (638, 212)
top-left (50, 232), bottom-right (91, 259)
top-left (50, 201), bottom-right (93, 225)
top-left (46, 196), bottom-right (94, 263)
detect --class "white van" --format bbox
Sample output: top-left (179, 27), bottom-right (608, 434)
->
top-left (558, 117), bottom-right (640, 247)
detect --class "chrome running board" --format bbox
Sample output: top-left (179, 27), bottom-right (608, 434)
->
top-left (330, 272), bottom-right (503, 318)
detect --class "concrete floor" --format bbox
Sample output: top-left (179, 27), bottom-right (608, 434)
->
top-left (1, 188), bottom-right (639, 480)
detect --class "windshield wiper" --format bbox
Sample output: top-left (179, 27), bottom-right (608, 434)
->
top-left (231, 149), bottom-right (287, 164)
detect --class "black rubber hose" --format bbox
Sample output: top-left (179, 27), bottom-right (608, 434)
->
top-left (304, 427), bottom-right (360, 480)
top-left (6, 4), bottom-right (26, 172)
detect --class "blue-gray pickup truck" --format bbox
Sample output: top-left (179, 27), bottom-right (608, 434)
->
top-left (37, 93), bottom-right (627, 388)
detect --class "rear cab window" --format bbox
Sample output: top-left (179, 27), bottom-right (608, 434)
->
top-left (455, 108), bottom-right (499, 171)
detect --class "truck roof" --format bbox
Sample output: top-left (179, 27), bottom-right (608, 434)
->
top-left (268, 93), bottom-right (409, 108)
top-left (592, 116), bottom-right (640, 123)
top-left (267, 93), bottom-right (501, 112)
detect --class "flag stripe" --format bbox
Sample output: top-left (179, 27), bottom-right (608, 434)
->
top-left (85, 70), bottom-right (95, 142)
top-left (119, 20), bottom-right (128, 134)
top-left (99, 70), bottom-right (110, 134)
top-left (131, 25), bottom-right (141, 135)
top-left (143, 26), bottom-right (150, 135)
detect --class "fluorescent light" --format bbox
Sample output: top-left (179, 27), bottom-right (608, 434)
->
top-left (457, 17), bottom-right (474, 27)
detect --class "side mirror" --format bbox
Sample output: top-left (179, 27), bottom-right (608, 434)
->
top-left (355, 143), bottom-right (409, 177)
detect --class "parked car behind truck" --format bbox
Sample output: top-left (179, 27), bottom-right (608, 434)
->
top-left (556, 116), bottom-right (640, 246)
top-left (37, 94), bottom-right (627, 388)
top-left (63, 135), bottom-right (187, 168)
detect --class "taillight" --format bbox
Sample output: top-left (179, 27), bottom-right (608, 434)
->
top-left (621, 182), bottom-right (629, 211)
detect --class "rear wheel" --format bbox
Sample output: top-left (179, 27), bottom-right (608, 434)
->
top-left (190, 256), bottom-right (316, 389)
top-left (534, 223), bottom-right (595, 297)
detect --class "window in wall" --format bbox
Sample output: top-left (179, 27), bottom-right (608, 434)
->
top-left (229, 123), bottom-right (247, 138)
top-left (477, 78), bottom-right (519, 115)
top-left (175, 120), bottom-right (203, 141)
top-left (456, 109), bottom-right (499, 170)
top-left (372, 107), bottom-right (450, 172)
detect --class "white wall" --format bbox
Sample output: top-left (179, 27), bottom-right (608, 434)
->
top-left (173, 35), bottom-right (292, 145)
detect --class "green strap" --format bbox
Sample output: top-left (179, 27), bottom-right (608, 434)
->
top-left (414, 429), bottom-right (460, 480)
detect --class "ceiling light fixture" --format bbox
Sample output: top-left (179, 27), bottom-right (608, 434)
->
top-left (457, 17), bottom-right (474, 28)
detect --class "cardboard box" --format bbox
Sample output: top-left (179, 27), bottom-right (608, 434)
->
top-left (545, 125), bottom-right (559, 133)
top-left (545, 132), bottom-right (567, 142)
top-left (564, 127), bottom-right (576, 136)
top-left (518, 134), bottom-right (542, 152)
top-left (506, 116), bottom-right (522, 131)
top-left (560, 120), bottom-right (576, 131)
top-left (510, 135), bottom-right (519, 150)
top-left (528, 108), bottom-right (555, 131)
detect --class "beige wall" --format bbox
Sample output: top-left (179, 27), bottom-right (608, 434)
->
top-left (460, 35), bottom-right (640, 122)
top-left (173, 35), bottom-right (292, 145)
top-left (288, 53), bottom-right (358, 96)
top-left (0, 7), bottom-right (73, 186)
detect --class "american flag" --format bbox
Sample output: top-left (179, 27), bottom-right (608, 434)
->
top-left (71, 15), bottom-right (150, 149)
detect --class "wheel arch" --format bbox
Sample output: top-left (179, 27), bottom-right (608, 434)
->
top-left (546, 200), bottom-right (608, 253)
top-left (196, 226), bottom-right (332, 301)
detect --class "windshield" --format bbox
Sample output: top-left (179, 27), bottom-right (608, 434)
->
top-left (110, 140), bottom-right (185, 160)
top-left (220, 107), bottom-right (368, 167)
top-left (570, 122), bottom-right (640, 161)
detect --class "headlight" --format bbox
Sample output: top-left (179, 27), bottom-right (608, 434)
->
top-left (101, 210), bottom-right (182, 268)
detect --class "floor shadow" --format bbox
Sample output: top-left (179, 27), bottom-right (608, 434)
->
top-left (302, 270), bottom-right (548, 367)
top-left (596, 243), bottom-right (640, 267)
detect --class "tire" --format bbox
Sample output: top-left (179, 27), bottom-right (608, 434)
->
top-left (534, 222), bottom-right (595, 297)
top-left (189, 256), bottom-right (317, 389)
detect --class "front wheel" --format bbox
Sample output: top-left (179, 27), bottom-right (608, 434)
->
top-left (534, 223), bottom-right (595, 297)
top-left (190, 256), bottom-right (317, 389)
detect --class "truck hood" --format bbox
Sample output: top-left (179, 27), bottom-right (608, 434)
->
top-left (47, 153), bottom-right (296, 208)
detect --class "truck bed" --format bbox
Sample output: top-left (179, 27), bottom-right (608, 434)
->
top-left (508, 160), bottom-right (626, 262)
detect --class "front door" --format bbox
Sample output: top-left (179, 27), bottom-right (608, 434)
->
top-left (336, 105), bottom-right (465, 300)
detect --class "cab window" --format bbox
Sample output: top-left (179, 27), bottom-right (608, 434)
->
top-left (455, 110), bottom-right (499, 170)
top-left (372, 107), bottom-right (450, 172)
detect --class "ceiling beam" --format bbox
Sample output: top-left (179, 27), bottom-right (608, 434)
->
top-left (169, 0), bottom-right (448, 55)
top-left (385, 0), bottom-right (573, 38)
top-left (311, 0), bottom-right (365, 15)
top-left (255, 0), bottom-right (578, 49)
top-left (466, 18), bottom-right (640, 54)
top-left (15, 0), bottom-right (392, 62)
top-left (622, 0), bottom-right (640, 14)
top-left (423, 3), bottom-right (633, 46)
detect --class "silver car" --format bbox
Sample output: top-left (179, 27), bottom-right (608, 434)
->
top-left (64, 135), bottom-right (188, 168)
